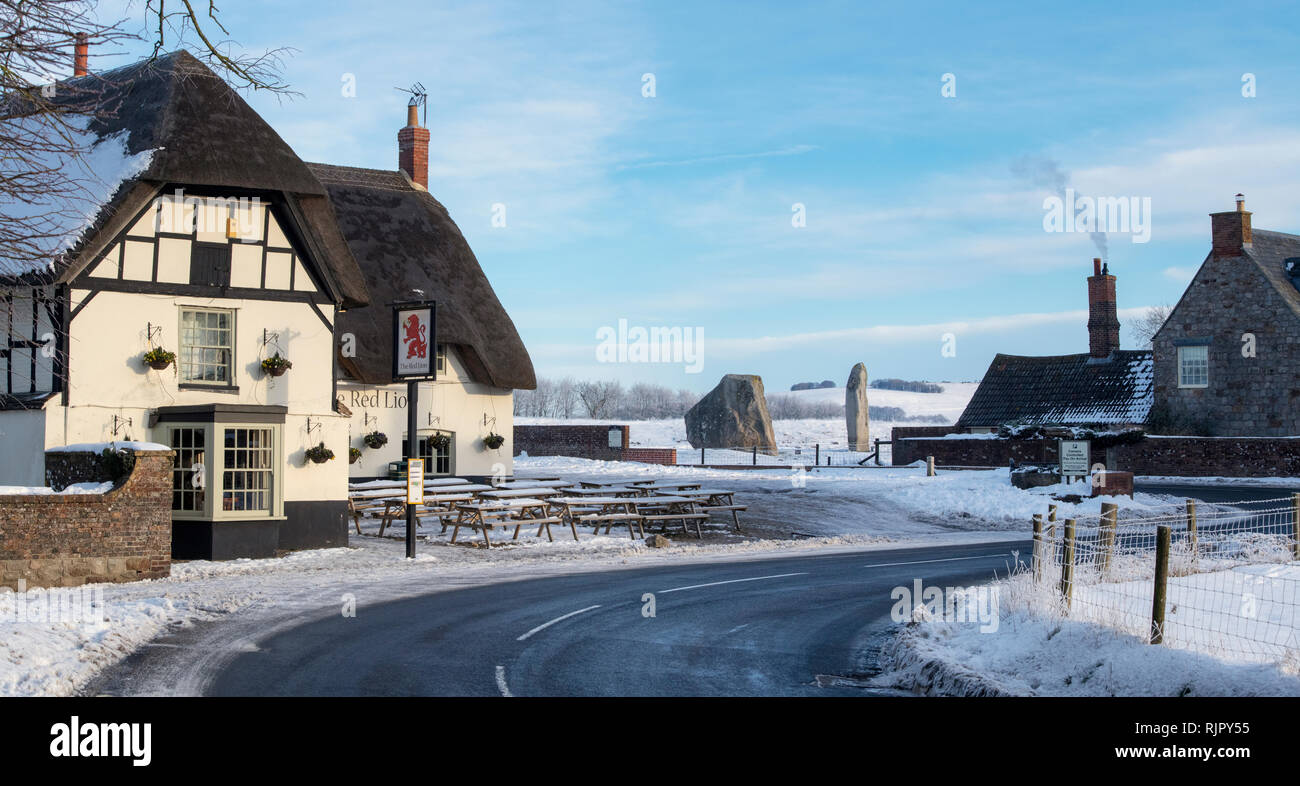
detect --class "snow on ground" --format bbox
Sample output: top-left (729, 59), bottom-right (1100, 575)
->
top-left (876, 565), bottom-right (1300, 696)
top-left (0, 454), bottom-right (1257, 696)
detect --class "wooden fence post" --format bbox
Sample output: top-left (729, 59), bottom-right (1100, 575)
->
top-left (1032, 514), bottom-right (1043, 582)
top-left (1059, 518), bottom-right (1076, 609)
top-left (1151, 525), bottom-right (1171, 645)
top-left (926, 456), bottom-right (935, 476)
top-left (752, 446), bottom-right (757, 466)
top-left (700, 447), bottom-right (705, 465)
top-left (1292, 493), bottom-right (1300, 560)
top-left (1185, 499), bottom-right (1198, 560)
top-left (1098, 502), bottom-right (1118, 574)
top-left (815, 444), bottom-right (820, 466)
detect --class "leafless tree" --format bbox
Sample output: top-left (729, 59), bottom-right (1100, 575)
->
top-left (577, 380), bottom-right (622, 419)
top-left (1130, 304), bottom-right (1172, 348)
top-left (1, 0), bottom-right (296, 277)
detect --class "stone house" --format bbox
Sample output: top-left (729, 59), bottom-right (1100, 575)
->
top-left (1151, 196), bottom-right (1300, 436)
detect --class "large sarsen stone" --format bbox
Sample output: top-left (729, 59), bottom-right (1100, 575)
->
top-left (685, 374), bottom-right (778, 455)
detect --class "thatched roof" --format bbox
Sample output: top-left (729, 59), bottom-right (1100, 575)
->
top-left (308, 163), bottom-right (536, 391)
top-left (4, 51), bottom-right (368, 307)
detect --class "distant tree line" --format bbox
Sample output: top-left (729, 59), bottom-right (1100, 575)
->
top-left (517, 378), bottom-right (949, 422)
top-left (789, 380), bottom-right (836, 391)
top-left (869, 378), bottom-right (943, 393)
top-left (514, 378), bottom-right (700, 420)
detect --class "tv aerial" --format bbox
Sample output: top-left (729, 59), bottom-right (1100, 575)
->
top-left (396, 82), bottom-right (427, 126)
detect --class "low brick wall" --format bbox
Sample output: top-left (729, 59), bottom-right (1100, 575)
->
top-left (514, 425), bottom-right (630, 461)
top-left (622, 448), bottom-right (677, 465)
top-left (892, 432), bottom-right (1300, 478)
top-left (1112, 437), bottom-right (1300, 477)
top-left (0, 449), bottom-right (173, 590)
top-left (892, 434), bottom-right (1052, 467)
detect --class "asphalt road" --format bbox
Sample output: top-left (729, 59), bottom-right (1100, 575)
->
top-left (96, 539), bottom-right (1030, 697)
top-left (1135, 483), bottom-right (1299, 509)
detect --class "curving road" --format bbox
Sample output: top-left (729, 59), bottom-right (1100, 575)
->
top-left (93, 539), bottom-right (1031, 697)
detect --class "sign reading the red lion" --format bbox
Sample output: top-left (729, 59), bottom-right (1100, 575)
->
top-left (391, 301), bottom-right (436, 381)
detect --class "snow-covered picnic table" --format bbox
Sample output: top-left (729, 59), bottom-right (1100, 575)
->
top-left (673, 489), bottom-right (746, 532)
top-left (634, 481), bottom-right (704, 494)
top-left (551, 496), bottom-right (648, 540)
top-left (478, 487), bottom-right (564, 500)
top-left (631, 495), bottom-right (709, 538)
top-left (449, 498), bottom-right (569, 546)
top-left (349, 478), bottom-right (471, 491)
top-left (564, 485), bottom-right (642, 498)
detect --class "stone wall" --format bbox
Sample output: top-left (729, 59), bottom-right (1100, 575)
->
top-left (1152, 250), bottom-right (1300, 436)
top-left (892, 435), bottom-right (1055, 467)
top-left (0, 448), bottom-right (173, 589)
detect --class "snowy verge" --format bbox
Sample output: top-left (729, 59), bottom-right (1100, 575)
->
top-left (873, 572), bottom-right (1300, 697)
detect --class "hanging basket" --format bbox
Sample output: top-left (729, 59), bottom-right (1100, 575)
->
top-left (305, 442), bottom-right (334, 464)
top-left (261, 354), bottom-right (292, 377)
top-left (349, 447), bottom-right (362, 464)
top-left (143, 348), bottom-right (175, 371)
top-left (363, 431), bottom-right (388, 450)
top-left (482, 433), bottom-right (505, 450)
top-left (431, 433), bottom-right (452, 450)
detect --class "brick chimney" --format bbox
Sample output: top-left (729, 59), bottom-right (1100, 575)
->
top-left (397, 100), bottom-right (429, 189)
top-left (73, 33), bottom-right (88, 77)
top-left (1087, 257), bottom-right (1121, 359)
top-left (1210, 193), bottom-right (1251, 257)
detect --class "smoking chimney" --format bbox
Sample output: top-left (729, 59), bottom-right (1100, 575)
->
top-left (397, 99), bottom-right (429, 189)
top-left (73, 33), bottom-right (88, 77)
top-left (1087, 257), bottom-right (1121, 359)
top-left (1210, 193), bottom-right (1252, 257)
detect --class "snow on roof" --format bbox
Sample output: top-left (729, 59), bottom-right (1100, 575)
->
top-left (0, 114), bottom-right (156, 277)
top-left (957, 350), bottom-right (1154, 428)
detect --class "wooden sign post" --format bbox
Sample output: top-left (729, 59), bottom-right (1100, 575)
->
top-left (392, 300), bottom-right (436, 559)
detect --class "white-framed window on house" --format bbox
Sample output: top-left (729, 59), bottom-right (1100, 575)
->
top-left (435, 344), bottom-right (447, 375)
top-left (1178, 345), bottom-right (1210, 388)
top-left (179, 307), bottom-right (235, 385)
top-left (162, 422), bottom-right (282, 520)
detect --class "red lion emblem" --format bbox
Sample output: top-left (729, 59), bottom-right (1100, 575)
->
top-left (403, 314), bottom-right (428, 360)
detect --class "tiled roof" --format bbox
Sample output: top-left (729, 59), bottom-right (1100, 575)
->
top-left (956, 350), bottom-right (1153, 428)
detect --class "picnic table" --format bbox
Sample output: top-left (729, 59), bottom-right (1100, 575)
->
top-left (349, 478), bottom-right (470, 491)
top-left (369, 491), bottom-right (479, 537)
top-left (493, 479), bottom-right (576, 490)
top-left (674, 488), bottom-right (746, 532)
top-left (632, 495), bottom-right (708, 538)
top-left (449, 498), bottom-right (570, 547)
top-left (349, 485), bottom-right (493, 534)
top-left (478, 486), bottom-right (564, 500)
top-left (634, 481), bottom-right (704, 494)
top-left (552, 496), bottom-right (646, 540)
top-left (563, 485), bottom-right (642, 498)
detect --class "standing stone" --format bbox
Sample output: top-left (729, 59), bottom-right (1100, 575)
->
top-left (685, 374), bottom-right (778, 455)
top-left (846, 362), bottom-right (869, 451)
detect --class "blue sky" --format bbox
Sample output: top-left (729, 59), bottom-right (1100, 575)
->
top-left (101, 0), bottom-right (1300, 391)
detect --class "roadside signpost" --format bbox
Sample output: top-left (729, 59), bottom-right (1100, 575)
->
top-left (392, 300), bottom-right (436, 558)
top-left (1059, 439), bottom-right (1091, 483)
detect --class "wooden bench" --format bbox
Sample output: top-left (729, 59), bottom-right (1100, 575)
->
top-left (701, 504), bottom-right (747, 532)
top-left (450, 500), bottom-right (566, 547)
top-left (641, 511), bottom-right (709, 538)
top-left (575, 512), bottom-right (645, 540)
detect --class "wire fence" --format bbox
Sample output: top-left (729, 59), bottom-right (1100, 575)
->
top-left (1031, 496), bottom-right (1300, 665)
top-left (673, 442), bottom-right (894, 467)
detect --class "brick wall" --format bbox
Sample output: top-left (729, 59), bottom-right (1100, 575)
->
top-left (514, 425), bottom-right (631, 461)
top-left (513, 425), bottom-right (676, 464)
top-left (1111, 437), bottom-right (1300, 477)
top-left (622, 448), bottom-right (677, 465)
top-left (892, 432), bottom-right (1300, 478)
top-left (892, 435), bottom-right (1056, 467)
top-left (0, 448), bottom-right (173, 590)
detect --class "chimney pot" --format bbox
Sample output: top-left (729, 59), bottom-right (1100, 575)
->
top-left (73, 33), bottom-right (88, 77)
top-left (1093, 257), bottom-right (1101, 276)
top-left (1235, 193), bottom-right (1245, 212)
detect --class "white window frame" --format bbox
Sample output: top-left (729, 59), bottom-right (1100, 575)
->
top-left (1177, 345), bottom-right (1209, 389)
top-left (159, 422), bottom-right (284, 521)
top-left (435, 344), bottom-right (447, 375)
top-left (179, 306), bottom-right (237, 386)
